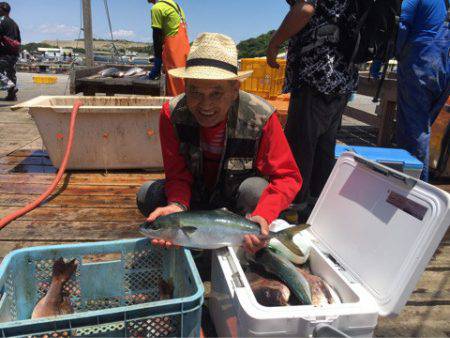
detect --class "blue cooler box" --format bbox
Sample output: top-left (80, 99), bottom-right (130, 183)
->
top-left (335, 145), bottom-right (423, 178)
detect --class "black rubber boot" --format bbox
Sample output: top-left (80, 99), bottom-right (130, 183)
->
top-left (5, 87), bottom-right (18, 101)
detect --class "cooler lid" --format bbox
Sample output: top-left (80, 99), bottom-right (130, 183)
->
top-left (308, 153), bottom-right (450, 316)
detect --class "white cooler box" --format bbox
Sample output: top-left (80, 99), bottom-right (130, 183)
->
top-left (210, 153), bottom-right (450, 337)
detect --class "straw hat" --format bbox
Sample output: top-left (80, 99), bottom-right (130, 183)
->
top-left (169, 33), bottom-right (253, 81)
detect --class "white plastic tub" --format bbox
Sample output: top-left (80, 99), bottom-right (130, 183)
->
top-left (13, 96), bottom-right (170, 170)
top-left (210, 153), bottom-right (450, 337)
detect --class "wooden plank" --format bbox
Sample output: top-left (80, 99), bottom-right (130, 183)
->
top-left (0, 123), bottom-right (39, 141)
top-left (0, 194), bottom-right (137, 209)
top-left (0, 164), bottom-right (57, 174)
top-left (377, 100), bottom-right (397, 146)
top-left (0, 141), bottom-right (29, 157)
top-left (445, 228), bottom-right (450, 242)
top-left (0, 111), bottom-right (33, 124)
top-left (376, 305), bottom-right (450, 337)
top-left (0, 206), bottom-right (143, 222)
top-left (435, 184), bottom-right (450, 194)
top-left (408, 270), bottom-right (450, 303)
top-left (427, 242), bottom-right (450, 270)
top-left (7, 149), bottom-right (48, 157)
top-left (0, 220), bottom-right (141, 241)
top-left (0, 172), bottom-right (164, 185)
top-left (344, 106), bottom-right (379, 127)
top-left (0, 156), bottom-right (53, 166)
top-left (357, 73), bottom-right (397, 99)
top-left (18, 138), bottom-right (44, 150)
top-left (0, 182), bottom-right (140, 195)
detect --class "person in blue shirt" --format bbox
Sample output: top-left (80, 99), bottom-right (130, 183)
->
top-left (396, 0), bottom-right (449, 181)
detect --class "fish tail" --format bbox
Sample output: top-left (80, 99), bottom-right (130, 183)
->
top-left (274, 224), bottom-right (311, 257)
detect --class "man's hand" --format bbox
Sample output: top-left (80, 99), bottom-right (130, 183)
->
top-left (147, 203), bottom-right (185, 248)
top-left (148, 57), bottom-right (162, 80)
top-left (244, 215), bottom-right (270, 254)
top-left (266, 1), bottom-right (315, 69)
top-left (266, 41), bottom-right (281, 69)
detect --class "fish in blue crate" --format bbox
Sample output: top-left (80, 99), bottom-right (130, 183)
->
top-left (31, 258), bottom-right (77, 319)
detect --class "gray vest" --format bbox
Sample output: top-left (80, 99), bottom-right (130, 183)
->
top-left (169, 90), bottom-right (275, 207)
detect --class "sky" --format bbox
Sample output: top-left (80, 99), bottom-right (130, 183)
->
top-left (11, 0), bottom-right (289, 44)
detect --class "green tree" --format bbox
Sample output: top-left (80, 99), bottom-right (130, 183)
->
top-left (237, 30), bottom-right (287, 59)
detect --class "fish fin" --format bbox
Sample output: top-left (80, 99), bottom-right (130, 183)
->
top-left (274, 224), bottom-right (311, 256)
top-left (181, 226), bottom-right (197, 237)
top-left (216, 207), bottom-right (235, 214)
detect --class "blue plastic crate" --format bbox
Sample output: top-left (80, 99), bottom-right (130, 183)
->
top-left (335, 145), bottom-right (423, 178)
top-left (0, 238), bottom-right (204, 337)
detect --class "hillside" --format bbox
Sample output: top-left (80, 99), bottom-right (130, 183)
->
top-left (237, 30), bottom-right (287, 59)
top-left (25, 31), bottom-right (283, 58)
top-left (42, 39), bottom-right (149, 51)
top-left (22, 39), bottom-right (151, 54)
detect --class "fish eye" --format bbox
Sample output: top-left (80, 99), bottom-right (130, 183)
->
top-left (150, 223), bottom-right (161, 230)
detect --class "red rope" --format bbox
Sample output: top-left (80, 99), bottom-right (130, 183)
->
top-left (0, 101), bottom-right (83, 230)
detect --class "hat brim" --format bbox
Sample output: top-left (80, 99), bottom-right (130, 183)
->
top-left (168, 66), bottom-right (253, 81)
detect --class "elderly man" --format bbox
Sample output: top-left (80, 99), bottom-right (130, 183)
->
top-left (137, 33), bottom-right (302, 253)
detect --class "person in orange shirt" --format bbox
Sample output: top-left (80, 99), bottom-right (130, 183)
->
top-left (147, 0), bottom-right (190, 96)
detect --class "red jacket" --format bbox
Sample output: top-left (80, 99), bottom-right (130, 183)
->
top-left (159, 101), bottom-right (302, 224)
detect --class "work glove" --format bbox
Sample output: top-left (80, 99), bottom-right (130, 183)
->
top-left (148, 57), bottom-right (162, 80)
top-left (369, 59), bottom-right (383, 80)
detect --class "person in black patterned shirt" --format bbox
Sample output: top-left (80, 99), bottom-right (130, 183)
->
top-left (267, 0), bottom-right (357, 206)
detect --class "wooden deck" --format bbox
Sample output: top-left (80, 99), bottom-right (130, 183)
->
top-left (0, 102), bottom-right (449, 337)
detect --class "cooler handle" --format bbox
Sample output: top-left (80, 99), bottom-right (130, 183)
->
top-left (225, 253), bottom-right (245, 288)
top-left (354, 156), bottom-right (416, 188)
top-left (313, 323), bottom-right (351, 338)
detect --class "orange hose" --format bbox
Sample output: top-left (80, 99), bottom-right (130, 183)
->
top-left (0, 101), bottom-right (83, 230)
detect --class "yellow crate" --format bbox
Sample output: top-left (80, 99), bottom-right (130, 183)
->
top-left (33, 76), bottom-right (58, 84)
top-left (240, 58), bottom-right (286, 99)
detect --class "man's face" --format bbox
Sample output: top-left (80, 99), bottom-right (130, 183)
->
top-left (185, 79), bottom-right (240, 128)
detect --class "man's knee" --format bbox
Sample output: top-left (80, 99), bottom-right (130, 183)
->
top-left (136, 179), bottom-right (166, 217)
top-left (236, 177), bottom-right (268, 215)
